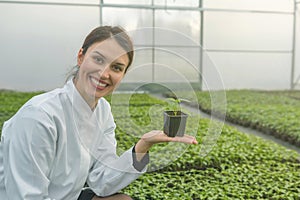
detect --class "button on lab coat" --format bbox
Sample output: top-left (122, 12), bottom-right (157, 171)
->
top-left (0, 80), bottom-right (146, 199)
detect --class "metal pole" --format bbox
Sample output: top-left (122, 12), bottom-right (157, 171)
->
top-left (0, 0), bottom-right (98, 7)
top-left (199, 0), bottom-right (203, 90)
top-left (291, 0), bottom-right (297, 89)
top-left (99, 0), bottom-right (103, 26)
top-left (151, 0), bottom-right (155, 83)
top-left (0, 1), bottom-right (293, 14)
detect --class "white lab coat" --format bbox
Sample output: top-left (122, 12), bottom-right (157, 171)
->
top-left (0, 80), bottom-right (146, 200)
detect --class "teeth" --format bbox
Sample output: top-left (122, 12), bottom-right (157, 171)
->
top-left (91, 78), bottom-right (107, 87)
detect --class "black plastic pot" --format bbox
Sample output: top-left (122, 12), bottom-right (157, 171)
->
top-left (163, 111), bottom-right (188, 137)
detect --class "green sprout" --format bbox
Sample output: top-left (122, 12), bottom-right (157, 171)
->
top-left (166, 98), bottom-right (190, 116)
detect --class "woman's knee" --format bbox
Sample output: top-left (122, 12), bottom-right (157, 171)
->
top-left (92, 193), bottom-right (133, 200)
top-left (116, 194), bottom-right (133, 200)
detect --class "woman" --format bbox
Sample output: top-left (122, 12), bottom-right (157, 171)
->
top-left (0, 26), bottom-right (197, 200)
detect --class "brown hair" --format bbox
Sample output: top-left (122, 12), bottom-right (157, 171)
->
top-left (67, 26), bottom-right (134, 80)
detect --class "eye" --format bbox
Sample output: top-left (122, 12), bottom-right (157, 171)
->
top-left (93, 56), bottom-right (104, 64)
top-left (111, 64), bottom-right (124, 72)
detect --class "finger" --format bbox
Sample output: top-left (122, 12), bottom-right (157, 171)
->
top-left (181, 136), bottom-right (198, 144)
top-left (182, 134), bottom-right (197, 139)
top-left (183, 135), bottom-right (198, 144)
top-left (170, 136), bottom-right (198, 145)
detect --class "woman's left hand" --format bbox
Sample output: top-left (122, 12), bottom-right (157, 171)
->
top-left (134, 130), bottom-right (198, 159)
top-left (141, 130), bottom-right (198, 146)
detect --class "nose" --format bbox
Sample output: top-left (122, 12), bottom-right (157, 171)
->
top-left (99, 65), bottom-right (110, 79)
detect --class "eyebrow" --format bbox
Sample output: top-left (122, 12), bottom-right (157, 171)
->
top-left (92, 51), bottom-right (127, 67)
top-left (92, 51), bottom-right (106, 59)
top-left (114, 62), bottom-right (126, 67)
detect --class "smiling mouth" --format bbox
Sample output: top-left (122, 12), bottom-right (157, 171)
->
top-left (90, 77), bottom-right (108, 89)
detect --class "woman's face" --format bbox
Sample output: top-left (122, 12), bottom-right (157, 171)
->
top-left (75, 38), bottom-right (129, 108)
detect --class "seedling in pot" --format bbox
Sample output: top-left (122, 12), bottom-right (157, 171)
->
top-left (166, 98), bottom-right (181, 116)
top-left (163, 98), bottom-right (189, 137)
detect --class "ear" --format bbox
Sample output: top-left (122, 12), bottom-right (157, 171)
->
top-left (77, 48), bottom-right (84, 66)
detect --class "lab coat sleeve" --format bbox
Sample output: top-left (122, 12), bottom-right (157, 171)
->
top-left (87, 145), bottom-right (147, 197)
top-left (86, 121), bottom-right (147, 197)
top-left (2, 106), bottom-right (57, 200)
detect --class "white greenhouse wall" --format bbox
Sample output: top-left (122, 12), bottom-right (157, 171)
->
top-left (0, 0), bottom-right (299, 91)
top-left (0, 3), bottom-right (99, 91)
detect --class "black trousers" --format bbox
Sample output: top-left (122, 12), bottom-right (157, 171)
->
top-left (77, 188), bottom-right (96, 200)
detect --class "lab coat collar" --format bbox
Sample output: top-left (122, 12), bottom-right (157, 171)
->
top-left (65, 79), bottom-right (99, 118)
